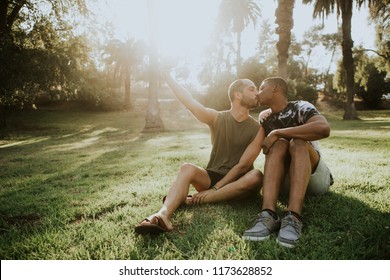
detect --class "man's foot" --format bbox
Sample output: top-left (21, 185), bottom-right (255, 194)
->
top-left (242, 210), bottom-right (280, 241)
top-left (134, 214), bottom-right (173, 234)
top-left (276, 211), bottom-right (302, 248)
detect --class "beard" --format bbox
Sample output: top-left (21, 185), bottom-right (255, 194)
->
top-left (240, 96), bottom-right (260, 109)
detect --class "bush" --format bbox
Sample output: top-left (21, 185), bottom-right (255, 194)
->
top-left (198, 73), bottom-right (235, 110)
top-left (356, 63), bottom-right (390, 109)
top-left (287, 80), bottom-right (318, 104)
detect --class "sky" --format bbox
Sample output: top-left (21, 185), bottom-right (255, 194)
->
top-left (92, 0), bottom-right (376, 77)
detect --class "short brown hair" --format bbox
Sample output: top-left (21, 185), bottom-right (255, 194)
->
top-left (228, 79), bottom-right (247, 102)
top-left (263, 77), bottom-right (288, 97)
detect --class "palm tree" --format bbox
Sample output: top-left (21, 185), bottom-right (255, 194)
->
top-left (275, 0), bottom-right (295, 80)
top-left (143, 0), bottom-right (164, 132)
top-left (302, 0), bottom-right (384, 120)
top-left (217, 0), bottom-right (261, 76)
top-left (103, 38), bottom-right (146, 110)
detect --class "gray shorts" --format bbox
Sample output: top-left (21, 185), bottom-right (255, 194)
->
top-left (280, 157), bottom-right (333, 196)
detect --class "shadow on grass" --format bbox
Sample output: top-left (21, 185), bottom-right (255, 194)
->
top-left (263, 192), bottom-right (390, 259)
top-left (0, 121), bottom-right (212, 259)
top-left (130, 191), bottom-right (389, 260)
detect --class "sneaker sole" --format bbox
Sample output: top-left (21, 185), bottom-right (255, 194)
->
top-left (242, 235), bottom-right (270, 241)
top-left (276, 238), bottom-right (296, 248)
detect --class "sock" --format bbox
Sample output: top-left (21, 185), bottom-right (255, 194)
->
top-left (262, 208), bottom-right (278, 220)
top-left (285, 210), bottom-right (302, 222)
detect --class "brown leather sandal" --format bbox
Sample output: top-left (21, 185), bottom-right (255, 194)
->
top-left (134, 214), bottom-right (172, 234)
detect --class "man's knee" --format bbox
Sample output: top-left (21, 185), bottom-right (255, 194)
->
top-left (249, 169), bottom-right (263, 184)
top-left (288, 138), bottom-right (309, 155)
top-left (241, 169), bottom-right (263, 190)
top-left (178, 163), bottom-right (197, 177)
top-left (268, 138), bottom-right (289, 156)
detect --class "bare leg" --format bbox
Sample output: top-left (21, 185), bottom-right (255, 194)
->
top-left (287, 139), bottom-right (320, 215)
top-left (155, 163), bottom-right (211, 228)
top-left (201, 169), bottom-right (263, 203)
top-left (261, 139), bottom-right (289, 212)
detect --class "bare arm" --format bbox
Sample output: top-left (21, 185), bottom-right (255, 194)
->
top-left (262, 114), bottom-right (330, 154)
top-left (213, 128), bottom-right (265, 190)
top-left (163, 72), bottom-right (218, 126)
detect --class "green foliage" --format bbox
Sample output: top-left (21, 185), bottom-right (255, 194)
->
top-left (201, 56), bottom-right (320, 108)
top-left (74, 69), bottom-right (123, 111)
top-left (217, 0), bottom-right (261, 34)
top-left (201, 58), bottom-right (272, 110)
top-left (355, 63), bottom-right (390, 109)
top-left (335, 51), bottom-right (390, 109)
top-left (102, 38), bottom-right (147, 110)
top-left (0, 0), bottom-right (99, 128)
top-left (239, 58), bottom-right (271, 86)
top-left (205, 0), bottom-right (262, 76)
top-left (256, 19), bottom-right (277, 65)
top-left (333, 60), bottom-right (347, 93)
top-left (291, 81), bottom-right (319, 104)
top-left (198, 72), bottom-right (235, 110)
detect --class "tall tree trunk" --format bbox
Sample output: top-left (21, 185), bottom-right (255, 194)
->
top-left (0, 105), bottom-right (6, 126)
top-left (236, 31), bottom-right (242, 77)
top-left (304, 49), bottom-right (312, 77)
top-left (0, 0), bottom-right (26, 43)
top-left (341, 2), bottom-right (358, 120)
top-left (0, 0), bottom-right (8, 40)
top-left (275, 0), bottom-right (295, 80)
top-left (124, 66), bottom-right (132, 110)
top-left (323, 46), bottom-right (336, 96)
top-left (144, 0), bottom-right (164, 132)
top-left (0, 1), bottom-right (9, 132)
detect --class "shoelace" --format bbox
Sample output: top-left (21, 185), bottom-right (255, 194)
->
top-left (281, 216), bottom-right (301, 232)
top-left (252, 213), bottom-right (273, 227)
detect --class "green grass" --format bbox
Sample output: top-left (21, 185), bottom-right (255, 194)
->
top-left (0, 106), bottom-right (389, 260)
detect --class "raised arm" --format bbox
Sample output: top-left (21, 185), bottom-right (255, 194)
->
top-left (163, 72), bottom-right (218, 126)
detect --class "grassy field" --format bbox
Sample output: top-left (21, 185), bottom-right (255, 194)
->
top-left (0, 104), bottom-right (389, 260)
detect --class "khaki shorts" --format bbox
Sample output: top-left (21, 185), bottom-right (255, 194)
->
top-left (280, 157), bottom-right (333, 196)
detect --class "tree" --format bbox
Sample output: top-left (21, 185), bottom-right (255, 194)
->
top-left (103, 38), bottom-right (146, 110)
top-left (368, 1), bottom-right (390, 74)
top-left (275, 0), bottom-right (295, 80)
top-left (257, 19), bottom-right (278, 68)
top-left (198, 36), bottom-right (235, 85)
top-left (320, 30), bottom-right (343, 95)
top-left (0, 0), bottom-right (87, 44)
top-left (300, 25), bottom-right (323, 77)
top-left (143, 0), bottom-right (164, 133)
top-left (0, 0), bottom-right (88, 130)
top-left (354, 51), bottom-right (390, 108)
top-left (302, 0), bottom-right (384, 120)
top-left (217, 0), bottom-right (261, 76)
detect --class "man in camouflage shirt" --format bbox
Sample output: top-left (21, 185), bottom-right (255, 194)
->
top-left (243, 77), bottom-right (333, 248)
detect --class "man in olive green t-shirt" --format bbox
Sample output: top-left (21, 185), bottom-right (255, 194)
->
top-left (135, 73), bottom-right (265, 234)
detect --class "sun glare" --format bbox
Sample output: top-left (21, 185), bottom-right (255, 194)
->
top-left (97, 0), bottom-right (375, 78)
top-left (155, 0), bottom-right (219, 58)
top-left (105, 0), bottom-right (219, 59)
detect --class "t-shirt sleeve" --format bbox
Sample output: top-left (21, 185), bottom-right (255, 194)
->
top-left (297, 101), bottom-right (320, 123)
top-left (258, 108), bottom-right (272, 126)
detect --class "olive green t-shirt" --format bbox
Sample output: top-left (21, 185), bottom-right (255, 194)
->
top-left (206, 111), bottom-right (260, 175)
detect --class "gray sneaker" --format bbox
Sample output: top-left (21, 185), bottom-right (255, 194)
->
top-left (277, 212), bottom-right (302, 248)
top-left (242, 210), bottom-right (280, 241)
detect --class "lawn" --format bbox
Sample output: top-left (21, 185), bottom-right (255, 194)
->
top-left (0, 104), bottom-right (389, 260)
